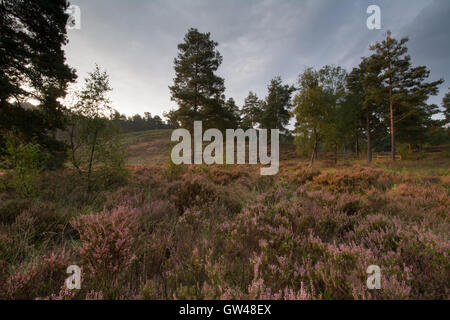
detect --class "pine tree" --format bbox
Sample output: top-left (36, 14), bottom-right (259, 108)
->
top-left (241, 91), bottom-right (262, 129)
top-left (442, 88), bottom-right (449, 126)
top-left (347, 56), bottom-right (386, 163)
top-left (0, 0), bottom-right (76, 164)
top-left (260, 76), bottom-right (295, 134)
top-left (169, 28), bottom-right (226, 131)
top-left (343, 69), bottom-right (365, 159)
top-left (223, 97), bottom-right (241, 129)
top-left (370, 31), bottom-right (443, 161)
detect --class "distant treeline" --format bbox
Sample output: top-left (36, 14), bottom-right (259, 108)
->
top-left (112, 112), bottom-right (173, 133)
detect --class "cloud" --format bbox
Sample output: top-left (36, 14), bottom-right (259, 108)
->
top-left (65, 0), bottom-right (449, 118)
top-left (400, 0), bottom-right (450, 107)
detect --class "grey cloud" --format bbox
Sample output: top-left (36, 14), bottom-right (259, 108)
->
top-left (65, 0), bottom-right (449, 118)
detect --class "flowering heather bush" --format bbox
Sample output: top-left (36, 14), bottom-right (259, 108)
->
top-left (0, 211), bottom-right (36, 264)
top-left (309, 167), bottom-right (400, 193)
top-left (71, 205), bottom-right (139, 297)
top-left (207, 166), bottom-right (252, 186)
top-left (289, 166), bottom-right (321, 184)
top-left (0, 160), bottom-right (448, 300)
top-left (2, 250), bottom-right (72, 299)
top-left (164, 175), bottom-right (242, 214)
top-left (0, 198), bottom-right (31, 225)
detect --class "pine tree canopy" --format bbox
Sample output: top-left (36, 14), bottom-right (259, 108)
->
top-left (0, 0), bottom-right (76, 165)
top-left (169, 28), bottom-right (228, 131)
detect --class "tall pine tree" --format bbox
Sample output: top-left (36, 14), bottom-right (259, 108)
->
top-left (169, 28), bottom-right (229, 131)
top-left (442, 88), bottom-right (449, 126)
top-left (370, 31), bottom-right (443, 160)
top-left (260, 76), bottom-right (295, 134)
top-left (0, 0), bottom-right (76, 164)
top-left (223, 97), bottom-right (241, 129)
top-left (343, 68), bottom-right (365, 159)
top-left (241, 91), bottom-right (262, 129)
top-left (347, 56), bottom-right (386, 163)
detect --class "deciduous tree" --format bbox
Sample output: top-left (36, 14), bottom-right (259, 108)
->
top-left (293, 68), bottom-right (325, 167)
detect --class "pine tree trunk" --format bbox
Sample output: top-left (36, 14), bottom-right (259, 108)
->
top-left (366, 107), bottom-right (372, 163)
top-left (390, 86), bottom-right (396, 162)
top-left (388, 47), bottom-right (396, 162)
top-left (333, 142), bottom-right (337, 164)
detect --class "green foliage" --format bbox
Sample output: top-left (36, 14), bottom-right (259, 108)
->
top-left (241, 91), bottom-right (263, 129)
top-left (443, 88), bottom-right (450, 126)
top-left (294, 67), bottom-right (342, 165)
top-left (112, 111), bottom-right (172, 132)
top-left (345, 58), bottom-right (387, 162)
top-left (0, 0), bottom-right (76, 164)
top-left (369, 31), bottom-right (444, 157)
top-left (94, 140), bottom-right (129, 187)
top-left (169, 28), bottom-right (236, 131)
top-left (63, 65), bottom-right (128, 190)
top-left (1, 134), bottom-right (49, 197)
top-left (223, 98), bottom-right (241, 129)
top-left (397, 143), bottom-right (410, 160)
top-left (260, 76), bottom-right (295, 134)
top-left (317, 65), bottom-right (348, 161)
top-left (164, 154), bottom-right (184, 181)
top-left (397, 144), bottom-right (427, 161)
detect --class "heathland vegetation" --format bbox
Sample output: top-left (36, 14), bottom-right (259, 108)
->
top-left (0, 1), bottom-right (449, 299)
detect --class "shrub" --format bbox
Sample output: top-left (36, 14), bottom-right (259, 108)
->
top-left (0, 201), bottom-right (74, 265)
top-left (165, 175), bottom-right (241, 214)
top-left (291, 166), bottom-right (321, 184)
top-left (0, 134), bottom-right (49, 197)
top-left (310, 167), bottom-right (399, 193)
top-left (94, 140), bottom-right (129, 188)
top-left (164, 158), bottom-right (184, 181)
top-left (397, 143), bottom-right (411, 160)
top-left (71, 205), bottom-right (139, 297)
top-left (1, 157), bottom-right (448, 300)
top-left (0, 199), bottom-right (31, 225)
top-left (3, 250), bottom-right (72, 300)
top-left (208, 166), bottom-right (250, 185)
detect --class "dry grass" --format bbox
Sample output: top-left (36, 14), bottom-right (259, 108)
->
top-left (120, 130), bottom-right (173, 164)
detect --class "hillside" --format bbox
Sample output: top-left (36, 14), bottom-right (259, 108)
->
top-left (119, 129), bottom-right (450, 177)
top-left (120, 129), bottom-right (299, 165)
top-left (120, 130), bottom-right (174, 164)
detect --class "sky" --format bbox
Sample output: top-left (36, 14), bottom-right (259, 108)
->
top-left (64, 0), bottom-right (450, 120)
